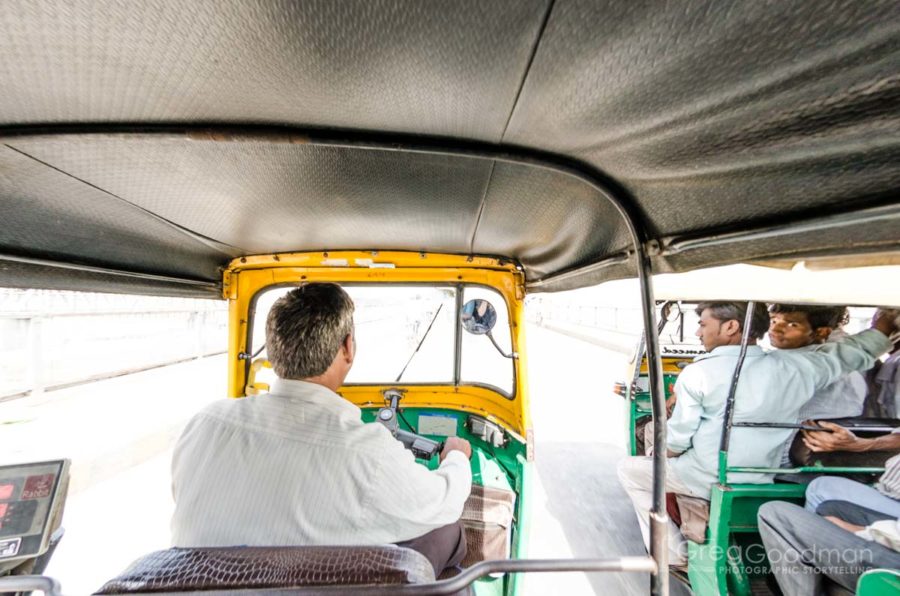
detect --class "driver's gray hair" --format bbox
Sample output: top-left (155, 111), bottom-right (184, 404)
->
top-left (266, 283), bottom-right (355, 379)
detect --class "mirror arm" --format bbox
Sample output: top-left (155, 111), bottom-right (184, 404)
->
top-left (486, 331), bottom-right (517, 359)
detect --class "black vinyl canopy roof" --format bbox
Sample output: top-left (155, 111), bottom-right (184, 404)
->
top-left (1, 0), bottom-right (898, 298)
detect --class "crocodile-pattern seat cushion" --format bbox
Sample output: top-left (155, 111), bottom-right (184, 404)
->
top-left (94, 546), bottom-right (435, 593)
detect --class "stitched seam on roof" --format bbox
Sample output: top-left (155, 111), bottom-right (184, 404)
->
top-left (499, 0), bottom-right (557, 141)
top-left (468, 160), bottom-right (496, 253)
top-left (3, 143), bottom-right (242, 257)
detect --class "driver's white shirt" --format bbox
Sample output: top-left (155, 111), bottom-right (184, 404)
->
top-left (170, 378), bottom-right (472, 547)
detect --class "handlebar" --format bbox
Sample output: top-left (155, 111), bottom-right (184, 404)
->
top-left (376, 389), bottom-right (444, 459)
top-left (394, 428), bottom-right (444, 460)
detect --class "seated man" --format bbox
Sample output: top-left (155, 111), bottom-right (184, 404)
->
top-left (617, 302), bottom-right (896, 566)
top-left (761, 450), bottom-right (900, 596)
top-left (759, 499), bottom-right (900, 596)
top-left (769, 304), bottom-right (867, 420)
top-left (792, 338), bottom-right (900, 468)
top-left (768, 304), bottom-right (868, 467)
top-left (803, 430), bottom-right (900, 518)
top-left (865, 339), bottom-right (900, 417)
top-left (170, 283), bottom-right (473, 578)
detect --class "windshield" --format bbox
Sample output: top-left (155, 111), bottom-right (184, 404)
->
top-left (658, 302), bottom-right (703, 351)
top-left (250, 284), bottom-right (514, 396)
top-left (347, 286), bottom-right (456, 384)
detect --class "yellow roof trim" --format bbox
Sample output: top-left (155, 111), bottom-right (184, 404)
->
top-left (225, 251), bottom-right (520, 274)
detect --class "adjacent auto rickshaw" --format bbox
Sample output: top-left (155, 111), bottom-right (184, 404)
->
top-left (0, 1), bottom-right (898, 595)
top-left (616, 300), bottom-right (704, 457)
top-left (616, 279), bottom-right (900, 595)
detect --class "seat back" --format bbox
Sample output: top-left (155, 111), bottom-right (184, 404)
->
top-left (716, 483), bottom-right (806, 533)
top-left (687, 483), bottom-right (807, 596)
top-left (95, 546), bottom-right (435, 594)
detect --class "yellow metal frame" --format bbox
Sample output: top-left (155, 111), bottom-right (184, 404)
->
top-left (625, 356), bottom-right (691, 382)
top-left (224, 251), bottom-right (530, 436)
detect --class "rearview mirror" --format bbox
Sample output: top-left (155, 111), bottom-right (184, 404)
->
top-left (461, 299), bottom-right (497, 335)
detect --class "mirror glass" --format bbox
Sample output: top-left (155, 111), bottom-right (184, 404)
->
top-left (461, 299), bottom-right (497, 335)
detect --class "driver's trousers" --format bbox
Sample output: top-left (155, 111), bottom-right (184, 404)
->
top-left (396, 520), bottom-right (467, 577)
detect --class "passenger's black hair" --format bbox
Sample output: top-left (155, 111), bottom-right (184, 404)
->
top-left (695, 302), bottom-right (770, 340)
top-left (768, 304), bottom-right (850, 329)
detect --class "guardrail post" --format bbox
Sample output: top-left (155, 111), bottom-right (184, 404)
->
top-left (26, 316), bottom-right (45, 396)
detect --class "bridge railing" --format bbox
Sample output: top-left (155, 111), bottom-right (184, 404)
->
top-left (0, 308), bottom-right (227, 400)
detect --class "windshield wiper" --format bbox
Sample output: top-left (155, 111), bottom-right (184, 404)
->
top-left (395, 303), bottom-right (444, 382)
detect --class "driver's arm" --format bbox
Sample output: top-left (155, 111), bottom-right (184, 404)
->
top-left (363, 429), bottom-right (473, 542)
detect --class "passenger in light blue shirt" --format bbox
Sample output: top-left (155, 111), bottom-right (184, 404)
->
top-left (667, 303), bottom-right (892, 498)
top-left (618, 302), bottom-right (896, 566)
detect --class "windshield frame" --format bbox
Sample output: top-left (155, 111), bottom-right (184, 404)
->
top-left (245, 281), bottom-right (517, 399)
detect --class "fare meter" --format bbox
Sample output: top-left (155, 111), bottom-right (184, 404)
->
top-left (0, 460), bottom-right (69, 571)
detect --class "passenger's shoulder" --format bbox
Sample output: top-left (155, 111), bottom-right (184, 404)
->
top-left (675, 361), bottom-right (708, 387)
top-left (682, 357), bottom-right (720, 375)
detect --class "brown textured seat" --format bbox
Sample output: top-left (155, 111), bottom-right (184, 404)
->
top-left (460, 484), bottom-right (516, 568)
top-left (95, 546), bottom-right (435, 594)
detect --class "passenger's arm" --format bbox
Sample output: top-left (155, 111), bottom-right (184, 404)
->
top-left (802, 422), bottom-right (900, 453)
top-left (666, 368), bottom-right (704, 457)
top-left (799, 314), bottom-right (895, 391)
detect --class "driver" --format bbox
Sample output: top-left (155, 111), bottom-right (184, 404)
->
top-left (170, 283), bottom-right (473, 577)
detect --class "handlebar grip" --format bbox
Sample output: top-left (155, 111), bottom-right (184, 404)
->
top-left (396, 428), bottom-right (443, 459)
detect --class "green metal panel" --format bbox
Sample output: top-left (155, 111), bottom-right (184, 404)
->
top-left (718, 484), bottom-right (806, 532)
top-left (360, 407), bottom-right (526, 596)
top-left (508, 457), bottom-right (531, 596)
top-left (728, 465), bottom-right (885, 475)
top-left (856, 568), bottom-right (900, 595)
top-left (688, 483), bottom-right (806, 595)
top-left (630, 372), bottom-right (679, 415)
top-left (626, 372), bottom-right (678, 455)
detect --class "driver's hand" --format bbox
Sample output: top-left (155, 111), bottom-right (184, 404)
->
top-left (441, 437), bottom-right (472, 461)
top-left (665, 389), bottom-right (677, 419)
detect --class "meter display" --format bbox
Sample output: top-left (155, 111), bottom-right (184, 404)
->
top-left (0, 460), bottom-right (68, 562)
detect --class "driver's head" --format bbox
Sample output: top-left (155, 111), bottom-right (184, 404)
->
top-left (266, 283), bottom-right (355, 381)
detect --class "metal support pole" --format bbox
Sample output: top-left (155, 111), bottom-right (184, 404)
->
top-left (26, 316), bottom-right (45, 396)
top-left (0, 575), bottom-right (61, 595)
top-left (717, 302), bottom-right (756, 484)
top-left (453, 285), bottom-right (463, 386)
top-left (635, 247), bottom-right (669, 596)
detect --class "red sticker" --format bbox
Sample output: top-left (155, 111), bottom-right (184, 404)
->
top-left (0, 503), bottom-right (7, 518)
top-left (0, 484), bottom-right (13, 500)
top-left (21, 475), bottom-right (54, 500)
